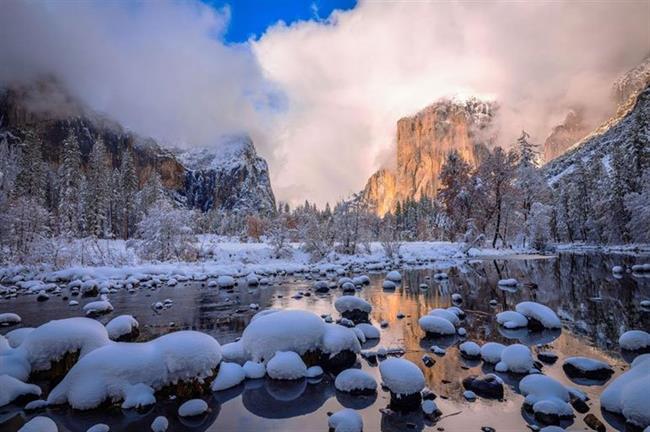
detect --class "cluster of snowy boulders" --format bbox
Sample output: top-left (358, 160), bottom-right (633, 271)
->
top-left (496, 301), bottom-right (562, 331)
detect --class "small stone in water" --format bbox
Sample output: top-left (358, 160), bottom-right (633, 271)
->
top-left (431, 345), bottom-right (446, 355)
top-left (481, 428), bottom-right (496, 432)
top-left (584, 413), bottom-right (606, 432)
top-left (380, 320), bottom-right (389, 328)
top-left (422, 354), bottom-right (435, 367)
top-left (396, 312), bottom-right (405, 319)
top-left (457, 327), bottom-right (467, 337)
top-left (463, 390), bottom-right (476, 401)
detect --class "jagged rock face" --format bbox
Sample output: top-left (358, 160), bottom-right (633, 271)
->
top-left (362, 169), bottom-right (397, 217)
top-left (363, 98), bottom-right (496, 216)
top-left (544, 84), bottom-right (650, 183)
top-left (543, 109), bottom-right (591, 163)
top-left (0, 82), bottom-right (275, 214)
top-left (612, 56), bottom-right (650, 106)
top-left (177, 136), bottom-right (276, 214)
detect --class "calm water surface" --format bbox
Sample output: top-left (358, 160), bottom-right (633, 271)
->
top-left (1, 253), bottom-right (649, 432)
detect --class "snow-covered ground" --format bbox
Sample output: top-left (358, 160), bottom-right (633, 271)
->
top-left (0, 237), bottom-right (537, 287)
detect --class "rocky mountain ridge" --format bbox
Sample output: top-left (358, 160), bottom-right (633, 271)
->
top-left (0, 81), bottom-right (276, 215)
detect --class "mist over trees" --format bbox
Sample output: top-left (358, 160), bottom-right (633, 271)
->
top-left (0, 123), bottom-right (648, 265)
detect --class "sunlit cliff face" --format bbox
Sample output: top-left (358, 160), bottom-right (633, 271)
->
top-left (363, 99), bottom-right (496, 216)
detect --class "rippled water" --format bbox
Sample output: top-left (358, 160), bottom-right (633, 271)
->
top-left (1, 253), bottom-right (649, 432)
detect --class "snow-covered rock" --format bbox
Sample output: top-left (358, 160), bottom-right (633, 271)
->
top-left (355, 323), bottom-right (380, 339)
top-left (220, 341), bottom-right (247, 364)
top-left (240, 310), bottom-right (324, 362)
top-left (382, 280), bottom-right (396, 290)
top-left (211, 362), bottom-right (245, 391)
top-left (601, 353), bottom-right (650, 428)
top-left (266, 351), bottom-right (307, 380)
top-left (480, 342), bottom-right (505, 363)
top-left (217, 275), bottom-right (235, 288)
top-left (4, 328), bottom-right (34, 348)
top-left (1, 318), bottom-right (110, 381)
top-left (520, 374), bottom-right (573, 423)
top-left (334, 368), bottom-right (377, 394)
top-left (150, 416), bottom-right (168, 432)
top-left (562, 357), bottom-right (613, 381)
top-left (462, 374), bottom-right (504, 399)
top-left (86, 424), bottom-right (109, 432)
top-left (386, 271), bottom-right (402, 282)
top-left (515, 301), bottom-right (562, 329)
top-left (498, 278), bottom-right (518, 287)
top-left (496, 311), bottom-right (528, 329)
top-left (328, 408), bottom-right (363, 432)
top-left (306, 365), bottom-right (323, 378)
top-left (419, 315), bottom-right (456, 336)
top-left (379, 358), bottom-right (425, 396)
top-left (428, 308), bottom-right (460, 326)
top-left (459, 341), bottom-right (481, 359)
top-left (47, 331), bottom-right (222, 409)
top-left (495, 344), bottom-right (534, 374)
top-left (0, 374), bottom-right (41, 406)
top-left (18, 416), bottom-right (58, 432)
top-left (619, 330), bottom-right (650, 351)
top-left (335, 296), bottom-right (372, 322)
top-left (83, 300), bottom-right (114, 317)
top-left (105, 315), bottom-right (139, 341)
top-left (242, 361), bottom-right (266, 379)
top-left (178, 399), bottom-right (208, 417)
top-left (0, 313), bottom-right (21, 326)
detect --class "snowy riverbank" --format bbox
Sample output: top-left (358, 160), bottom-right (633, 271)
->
top-left (1, 238), bottom-right (536, 286)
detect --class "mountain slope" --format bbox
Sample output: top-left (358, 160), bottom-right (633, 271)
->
top-left (544, 84), bottom-right (650, 184)
top-left (0, 81), bottom-right (275, 215)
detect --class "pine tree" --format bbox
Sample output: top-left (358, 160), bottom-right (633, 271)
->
top-left (119, 150), bottom-right (138, 239)
top-left (139, 171), bottom-right (164, 215)
top-left (58, 131), bottom-right (83, 237)
top-left (15, 131), bottom-right (46, 203)
top-left (85, 137), bottom-right (111, 237)
top-left (438, 150), bottom-right (473, 239)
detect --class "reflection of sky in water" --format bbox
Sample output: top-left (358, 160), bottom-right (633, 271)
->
top-left (1, 253), bottom-right (648, 431)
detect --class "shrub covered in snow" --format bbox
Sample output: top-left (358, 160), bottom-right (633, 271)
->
top-left (601, 353), bottom-right (650, 428)
top-left (47, 331), bottom-right (222, 409)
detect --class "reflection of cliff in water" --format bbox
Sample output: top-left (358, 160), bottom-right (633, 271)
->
top-left (397, 254), bottom-right (649, 355)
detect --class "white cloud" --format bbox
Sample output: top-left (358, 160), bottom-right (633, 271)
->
top-left (1, 0), bottom-right (648, 207)
top-left (255, 0), bottom-right (650, 205)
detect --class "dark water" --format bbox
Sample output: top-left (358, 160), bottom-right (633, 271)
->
top-left (1, 253), bottom-right (649, 432)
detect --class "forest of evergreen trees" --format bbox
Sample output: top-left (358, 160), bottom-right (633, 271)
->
top-left (0, 124), bottom-right (648, 265)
